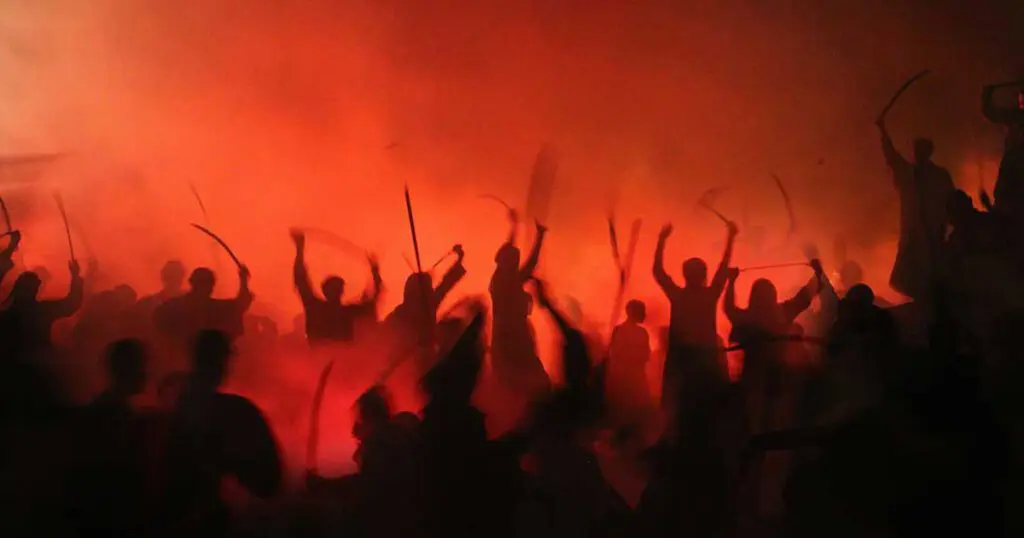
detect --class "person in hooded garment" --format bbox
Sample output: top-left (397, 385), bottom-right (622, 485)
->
top-left (653, 219), bottom-right (737, 425)
top-left (876, 118), bottom-right (955, 304)
top-left (291, 229), bottom-right (382, 346)
top-left (606, 299), bottom-right (654, 427)
top-left (163, 330), bottom-right (282, 536)
top-left (384, 244), bottom-right (466, 374)
top-left (153, 265), bottom-right (252, 354)
top-left (724, 260), bottom-right (823, 436)
top-left (66, 338), bottom-right (151, 537)
top-left (489, 213), bottom-right (549, 398)
top-left (983, 84), bottom-right (1024, 225)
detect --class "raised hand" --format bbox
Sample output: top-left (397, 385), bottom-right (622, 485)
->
top-left (659, 223), bottom-right (674, 240)
top-left (726, 220), bottom-right (739, 237)
top-left (290, 228), bottom-right (305, 247)
top-left (727, 267), bottom-right (740, 281)
top-left (239, 265), bottom-right (251, 280)
top-left (535, 219), bottom-right (548, 234)
top-left (452, 244), bottom-right (465, 259)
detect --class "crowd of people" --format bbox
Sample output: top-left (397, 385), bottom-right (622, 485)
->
top-left (1, 82), bottom-right (1023, 537)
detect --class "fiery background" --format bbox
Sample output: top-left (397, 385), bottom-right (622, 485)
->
top-left (1, 0), bottom-right (1022, 479)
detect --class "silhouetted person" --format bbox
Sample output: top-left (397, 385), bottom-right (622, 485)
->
top-left (67, 338), bottom-right (150, 537)
top-left (654, 220), bottom-right (737, 424)
top-left (153, 265), bottom-right (252, 352)
top-left (133, 260), bottom-right (186, 319)
top-left (725, 261), bottom-right (822, 436)
top-left (384, 244), bottom-right (466, 373)
top-left (490, 214), bottom-right (549, 398)
top-left (164, 330), bottom-right (282, 536)
top-left (877, 118), bottom-right (955, 303)
top-left (291, 229), bottom-right (382, 346)
top-left (0, 260), bottom-right (83, 359)
top-left (606, 299), bottom-right (654, 427)
top-left (983, 85), bottom-right (1024, 221)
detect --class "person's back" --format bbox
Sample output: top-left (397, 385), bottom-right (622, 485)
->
top-left (164, 330), bottom-right (281, 535)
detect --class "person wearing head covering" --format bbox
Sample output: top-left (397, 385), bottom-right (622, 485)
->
top-left (876, 117), bottom-right (955, 303)
top-left (983, 83), bottom-right (1024, 224)
top-left (724, 261), bottom-right (823, 436)
top-left (489, 213), bottom-right (549, 398)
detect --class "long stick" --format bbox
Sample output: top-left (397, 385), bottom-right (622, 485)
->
top-left (403, 185), bottom-right (434, 359)
top-left (739, 262), bottom-right (809, 273)
top-left (404, 186), bottom-right (423, 273)
top-left (53, 194), bottom-right (75, 261)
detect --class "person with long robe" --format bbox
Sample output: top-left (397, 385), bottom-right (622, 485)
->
top-left (876, 119), bottom-right (955, 303)
top-left (653, 220), bottom-right (737, 423)
top-left (489, 215), bottom-right (548, 398)
top-left (291, 229), bottom-right (382, 346)
top-left (384, 245), bottom-right (467, 376)
top-left (724, 263), bottom-right (822, 436)
top-left (983, 85), bottom-right (1024, 223)
top-left (606, 299), bottom-right (654, 427)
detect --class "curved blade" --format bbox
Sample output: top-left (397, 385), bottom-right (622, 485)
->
top-left (190, 223), bottom-right (242, 269)
top-left (878, 69), bottom-right (931, 122)
top-left (305, 359), bottom-right (335, 476)
top-left (769, 172), bottom-right (797, 238)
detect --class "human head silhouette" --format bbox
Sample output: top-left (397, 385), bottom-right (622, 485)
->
top-left (188, 267), bottom-right (216, 297)
top-left (682, 258), bottom-right (708, 287)
top-left (913, 138), bottom-right (935, 164)
top-left (191, 329), bottom-right (232, 390)
top-left (161, 260), bottom-right (186, 293)
top-left (321, 276), bottom-right (345, 303)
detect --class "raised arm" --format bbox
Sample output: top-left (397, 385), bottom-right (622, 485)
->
top-left (783, 260), bottom-right (824, 323)
top-left (723, 267), bottom-right (742, 323)
top-left (43, 260), bottom-right (84, 319)
top-left (361, 254), bottom-right (383, 303)
top-left (518, 220), bottom-right (547, 281)
top-left (876, 120), bottom-right (908, 175)
top-left (432, 244), bottom-right (467, 306)
top-left (653, 223), bottom-right (678, 295)
top-left (290, 230), bottom-right (317, 306)
top-left (710, 221), bottom-right (739, 296)
top-left (235, 265), bottom-right (254, 311)
top-left (0, 230), bottom-right (21, 285)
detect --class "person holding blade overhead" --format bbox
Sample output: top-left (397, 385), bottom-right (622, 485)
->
top-left (384, 244), bottom-right (467, 375)
top-left (153, 264), bottom-right (252, 354)
top-left (876, 117), bottom-right (954, 304)
top-left (489, 210), bottom-right (549, 399)
top-left (290, 229), bottom-right (382, 346)
top-left (653, 218), bottom-right (737, 429)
